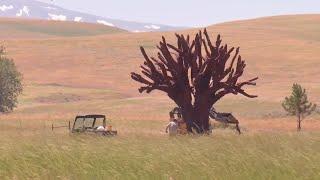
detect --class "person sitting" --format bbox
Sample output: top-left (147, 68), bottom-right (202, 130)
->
top-left (96, 126), bottom-right (105, 131)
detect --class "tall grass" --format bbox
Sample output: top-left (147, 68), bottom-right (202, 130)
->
top-left (0, 131), bottom-right (319, 179)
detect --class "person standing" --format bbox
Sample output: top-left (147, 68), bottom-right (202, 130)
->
top-left (165, 119), bottom-right (178, 136)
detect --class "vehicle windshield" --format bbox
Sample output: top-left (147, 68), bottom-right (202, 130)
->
top-left (73, 118), bottom-right (84, 130)
top-left (84, 118), bottom-right (95, 128)
top-left (73, 116), bottom-right (105, 130)
top-left (94, 117), bottom-right (105, 128)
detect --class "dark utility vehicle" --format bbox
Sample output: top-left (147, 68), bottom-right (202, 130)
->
top-left (52, 114), bottom-right (117, 136)
top-left (72, 114), bottom-right (117, 136)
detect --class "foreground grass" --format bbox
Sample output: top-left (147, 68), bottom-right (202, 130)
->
top-left (0, 132), bottom-right (319, 180)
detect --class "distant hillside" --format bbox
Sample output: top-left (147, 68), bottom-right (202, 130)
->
top-left (0, 0), bottom-right (185, 32)
top-left (200, 14), bottom-right (320, 100)
top-left (0, 18), bottom-right (126, 38)
top-left (204, 14), bottom-right (320, 42)
top-left (4, 14), bottom-right (320, 103)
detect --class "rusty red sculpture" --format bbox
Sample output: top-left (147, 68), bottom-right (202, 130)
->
top-left (131, 29), bottom-right (258, 133)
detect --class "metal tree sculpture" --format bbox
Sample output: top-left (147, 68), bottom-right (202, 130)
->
top-left (131, 29), bottom-right (258, 133)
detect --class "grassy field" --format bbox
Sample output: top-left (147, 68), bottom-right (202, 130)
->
top-left (0, 15), bottom-right (320, 179)
top-left (0, 131), bottom-right (319, 179)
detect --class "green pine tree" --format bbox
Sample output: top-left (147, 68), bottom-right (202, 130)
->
top-left (282, 83), bottom-right (317, 131)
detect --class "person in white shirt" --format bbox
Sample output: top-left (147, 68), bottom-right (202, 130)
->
top-left (96, 126), bottom-right (105, 131)
top-left (166, 118), bottom-right (178, 136)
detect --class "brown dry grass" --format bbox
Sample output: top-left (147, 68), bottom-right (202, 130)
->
top-left (1, 15), bottom-right (320, 179)
top-left (1, 14), bottom-right (320, 133)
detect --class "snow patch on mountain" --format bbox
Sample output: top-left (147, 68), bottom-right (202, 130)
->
top-left (144, 25), bottom-right (161, 30)
top-left (97, 20), bottom-right (114, 27)
top-left (0, 5), bottom-right (14, 12)
top-left (0, 0), bottom-right (185, 32)
top-left (74, 17), bottom-right (82, 22)
top-left (16, 6), bottom-right (30, 17)
top-left (48, 13), bottom-right (66, 21)
top-left (133, 30), bottom-right (146, 33)
top-left (44, 6), bottom-right (57, 10)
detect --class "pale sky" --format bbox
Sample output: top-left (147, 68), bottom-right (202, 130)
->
top-left (41, 0), bottom-right (320, 27)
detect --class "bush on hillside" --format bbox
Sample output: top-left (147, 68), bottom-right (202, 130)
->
top-left (0, 46), bottom-right (23, 112)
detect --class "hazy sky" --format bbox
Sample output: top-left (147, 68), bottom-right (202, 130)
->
top-left (41, 0), bottom-right (320, 27)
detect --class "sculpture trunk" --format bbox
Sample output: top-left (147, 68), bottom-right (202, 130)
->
top-left (180, 105), bottom-right (195, 132)
top-left (180, 92), bottom-right (212, 133)
top-left (193, 92), bottom-right (212, 132)
top-left (179, 105), bottom-right (211, 133)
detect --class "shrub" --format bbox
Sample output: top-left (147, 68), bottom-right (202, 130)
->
top-left (0, 46), bottom-right (23, 112)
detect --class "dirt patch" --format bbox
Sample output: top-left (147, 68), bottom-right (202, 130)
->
top-left (34, 93), bottom-right (88, 104)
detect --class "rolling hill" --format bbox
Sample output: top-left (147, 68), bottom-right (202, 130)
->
top-left (5, 15), bottom-right (320, 95)
top-left (1, 14), bottom-right (320, 128)
top-left (0, 18), bottom-right (126, 39)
